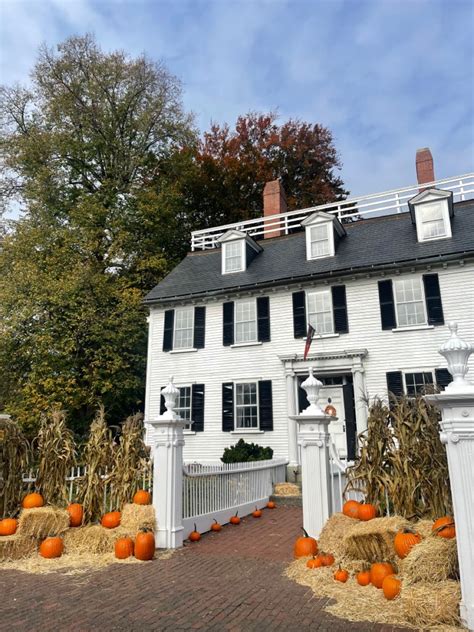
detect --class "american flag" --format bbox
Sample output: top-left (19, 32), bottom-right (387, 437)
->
top-left (303, 324), bottom-right (316, 360)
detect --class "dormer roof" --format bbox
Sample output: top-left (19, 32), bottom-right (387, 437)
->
top-left (217, 229), bottom-right (263, 252)
top-left (301, 211), bottom-right (347, 237)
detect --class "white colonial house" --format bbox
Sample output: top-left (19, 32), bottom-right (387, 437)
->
top-left (143, 149), bottom-right (474, 475)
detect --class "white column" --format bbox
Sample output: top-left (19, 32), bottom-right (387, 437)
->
top-left (148, 377), bottom-right (187, 549)
top-left (425, 323), bottom-right (474, 631)
top-left (286, 370), bottom-right (298, 467)
top-left (352, 362), bottom-right (368, 434)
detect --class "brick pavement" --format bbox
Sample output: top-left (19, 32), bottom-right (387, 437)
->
top-left (0, 506), bottom-right (409, 632)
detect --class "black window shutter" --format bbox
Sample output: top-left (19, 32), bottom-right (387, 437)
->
top-left (258, 381), bottom-right (273, 431)
top-left (223, 302), bottom-right (234, 346)
top-left (423, 274), bottom-right (444, 326)
top-left (160, 389), bottom-right (166, 415)
top-left (386, 371), bottom-right (404, 397)
top-left (193, 306), bottom-right (206, 349)
top-left (331, 285), bottom-right (349, 334)
top-left (257, 296), bottom-right (271, 342)
top-left (292, 291), bottom-right (307, 338)
top-left (191, 384), bottom-right (205, 432)
top-left (162, 310), bottom-right (174, 351)
top-left (222, 383), bottom-right (234, 431)
top-left (378, 280), bottom-right (396, 330)
top-left (435, 368), bottom-right (453, 390)
top-left (342, 383), bottom-right (357, 461)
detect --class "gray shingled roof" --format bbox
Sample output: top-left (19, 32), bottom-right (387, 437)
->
top-left (144, 200), bottom-right (474, 304)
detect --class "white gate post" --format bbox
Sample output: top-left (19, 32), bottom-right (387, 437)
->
top-left (290, 368), bottom-right (334, 538)
top-left (425, 323), bottom-right (474, 631)
top-left (148, 377), bottom-right (187, 549)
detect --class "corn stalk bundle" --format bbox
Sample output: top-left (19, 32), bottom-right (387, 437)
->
top-left (0, 417), bottom-right (30, 518)
top-left (34, 410), bottom-right (76, 505)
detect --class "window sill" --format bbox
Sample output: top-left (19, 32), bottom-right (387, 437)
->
top-left (230, 430), bottom-right (265, 434)
top-left (298, 333), bottom-right (340, 340)
top-left (230, 341), bottom-right (263, 348)
top-left (170, 348), bottom-right (198, 354)
top-left (392, 325), bottom-right (434, 332)
top-left (184, 430), bottom-right (196, 435)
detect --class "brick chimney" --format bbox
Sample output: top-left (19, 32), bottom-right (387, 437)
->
top-left (416, 148), bottom-right (435, 190)
top-left (263, 179), bottom-right (287, 239)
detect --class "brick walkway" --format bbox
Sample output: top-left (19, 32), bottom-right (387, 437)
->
top-left (1, 507), bottom-right (408, 632)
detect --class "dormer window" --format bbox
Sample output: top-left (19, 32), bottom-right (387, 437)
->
top-left (301, 211), bottom-right (346, 261)
top-left (309, 224), bottom-right (331, 258)
top-left (218, 229), bottom-right (262, 275)
top-left (408, 188), bottom-right (454, 243)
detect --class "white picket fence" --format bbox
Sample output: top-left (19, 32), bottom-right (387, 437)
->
top-left (182, 458), bottom-right (288, 534)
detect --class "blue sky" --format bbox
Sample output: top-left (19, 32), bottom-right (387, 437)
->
top-left (1, 0), bottom-right (473, 199)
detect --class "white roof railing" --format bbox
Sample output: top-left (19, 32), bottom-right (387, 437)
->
top-left (190, 173), bottom-right (474, 251)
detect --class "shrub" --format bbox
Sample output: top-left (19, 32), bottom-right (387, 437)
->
top-left (221, 438), bottom-right (273, 463)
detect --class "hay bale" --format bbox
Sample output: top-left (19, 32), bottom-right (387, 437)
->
top-left (402, 535), bottom-right (458, 585)
top-left (273, 483), bottom-right (300, 496)
top-left (17, 507), bottom-right (70, 539)
top-left (120, 504), bottom-right (155, 533)
top-left (0, 534), bottom-right (37, 561)
top-left (342, 516), bottom-right (410, 564)
top-left (63, 525), bottom-right (116, 555)
top-left (401, 580), bottom-right (461, 628)
top-left (318, 513), bottom-right (358, 559)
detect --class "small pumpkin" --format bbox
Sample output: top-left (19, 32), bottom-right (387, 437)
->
top-left (252, 507), bottom-right (262, 518)
top-left (358, 503), bottom-right (377, 521)
top-left (370, 562), bottom-right (395, 589)
top-left (22, 492), bottom-right (44, 509)
top-left (394, 528), bottom-right (421, 558)
top-left (382, 574), bottom-right (401, 600)
top-left (101, 511), bottom-right (121, 529)
top-left (342, 500), bottom-right (360, 519)
top-left (115, 537), bottom-right (134, 559)
top-left (67, 503), bottom-right (83, 528)
top-left (133, 490), bottom-right (151, 505)
top-left (229, 512), bottom-right (241, 525)
top-left (0, 518), bottom-right (18, 536)
top-left (189, 524), bottom-right (201, 542)
top-left (334, 568), bottom-right (349, 583)
top-left (320, 552), bottom-right (335, 567)
top-left (266, 501), bottom-right (276, 509)
top-left (356, 570), bottom-right (371, 586)
top-left (135, 528), bottom-right (155, 561)
top-left (39, 536), bottom-right (63, 559)
top-left (432, 516), bottom-right (455, 539)
top-left (294, 527), bottom-right (318, 558)
top-left (306, 555), bottom-right (323, 569)
top-left (211, 519), bottom-right (222, 532)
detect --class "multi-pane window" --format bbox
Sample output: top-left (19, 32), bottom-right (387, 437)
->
top-left (309, 224), bottom-right (330, 258)
top-left (224, 241), bottom-right (244, 273)
top-left (419, 203), bottom-right (446, 240)
top-left (175, 386), bottom-right (192, 430)
top-left (235, 382), bottom-right (258, 429)
top-left (307, 290), bottom-right (333, 334)
top-left (393, 278), bottom-right (426, 327)
top-left (235, 299), bottom-right (257, 343)
top-left (405, 372), bottom-right (434, 396)
top-left (174, 307), bottom-right (194, 349)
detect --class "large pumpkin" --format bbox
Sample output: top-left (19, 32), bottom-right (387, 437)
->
top-left (135, 528), bottom-right (155, 561)
top-left (342, 500), bottom-right (360, 519)
top-left (115, 537), bottom-right (134, 559)
top-left (370, 562), bottom-right (395, 589)
top-left (39, 537), bottom-right (64, 559)
top-left (294, 528), bottom-right (318, 558)
top-left (101, 511), bottom-right (121, 529)
top-left (22, 492), bottom-right (44, 509)
top-left (394, 528), bottom-right (421, 558)
top-left (67, 503), bottom-right (83, 528)
top-left (133, 490), bottom-right (151, 505)
top-left (382, 575), bottom-right (401, 600)
top-left (432, 516), bottom-right (455, 539)
top-left (0, 518), bottom-right (17, 536)
top-left (358, 503), bottom-right (377, 521)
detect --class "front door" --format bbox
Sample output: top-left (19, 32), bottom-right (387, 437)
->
top-left (320, 385), bottom-right (346, 459)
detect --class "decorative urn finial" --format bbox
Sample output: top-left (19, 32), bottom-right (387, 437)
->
top-left (300, 367), bottom-right (326, 415)
top-left (439, 322), bottom-right (474, 391)
top-left (161, 376), bottom-right (180, 417)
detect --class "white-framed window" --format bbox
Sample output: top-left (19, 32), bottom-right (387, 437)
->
top-left (173, 307), bottom-right (194, 349)
top-left (235, 382), bottom-right (259, 429)
top-left (223, 240), bottom-right (245, 274)
top-left (175, 385), bottom-right (192, 430)
top-left (235, 298), bottom-right (257, 343)
top-left (305, 221), bottom-right (334, 260)
top-left (404, 371), bottom-right (434, 396)
top-left (307, 289), bottom-right (334, 334)
top-left (393, 278), bottom-right (427, 327)
top-left (418, 202), bottom-right (448, 240)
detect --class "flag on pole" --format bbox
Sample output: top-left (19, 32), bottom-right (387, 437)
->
top-left (303, 324), bottom-right (316, 360)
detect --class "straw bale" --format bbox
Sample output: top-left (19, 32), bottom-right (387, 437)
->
top-left (0, 534), bottom-right (37, 562)
top-left (413, 519), bottom-right (433, 539)
top-left (342, 515), bottom-right (410, 563)
top-left (63, 525), bottom-right (117, 555)
top-left (17, 507), bottom-right (70, 539)
top-left (402, 535), bottom-right (459, 585)
top-left (401, 581), bottom-right (461, 628)
top-left (273, 483), bottom-right (301, 497)
top-left (120, 503), bottom-right (155, 533)
top-left (318, 513), bottom-right (358, 559)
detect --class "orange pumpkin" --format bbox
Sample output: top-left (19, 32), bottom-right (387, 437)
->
top-left (294, 528), bottom-right (318, 558)
top-left (22, 492), bottom-right (44, 509)
top-left (101, 511), bottom-right (121, 529)
top-left (39, 537), bottom-right (63, 559)
top-left (115, 537), bottom-right (134, 559)
top-left (432, 516), bottom-right (455, 539)
top-left (67, 503), bottom-right (83, 528)
top-left (0, 518), bottom-right (17, 536)
top-left (320, 552), bottom-right (335, 567)
top-left (135, 528), bottom-right (155, 561)
top-left (358, 503), bottom-right (377, 521)
top-left (252, 507), bottom-right (262, 518)
top-left (133, 490), bottom-right (151, 505)
top-left (342, 500), bottom-right (360, 519)
top-left (370, 562), bottom-right (395, 589)
top-left (211, 519), bottom-right (222, 532)
top-left (306, 555), bottom-right (323, 569)
top-left (382, 575), bottom-right (401, 600)
top-left (266, 501), bottom-right (276, 509)
top-left (230, 512), bottom-right (241, 525)
top-left (334, 568), bottom-right (349, 583)
top-left (394, 528), bottom-right (421, 558)
top-left (356, 570), bottom-right (371, 586)
top-left (189, 524), bottom-right (201, 542)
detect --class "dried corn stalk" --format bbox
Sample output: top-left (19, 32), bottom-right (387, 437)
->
top-left (0, 416), bottom-right (30, 518)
